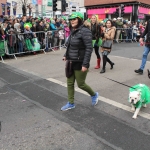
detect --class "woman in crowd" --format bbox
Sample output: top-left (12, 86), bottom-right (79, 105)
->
top-left (61, 12), bottom-right (99, 111)
top-left (64, 23), bottom-right (70, 43)
top-left (100, 19), bottom-right (116, 73)
top-left (36, 21), bottom-right (45, 48)
top-left (91, 15), bottom-right (102, 69)
top-left (14, 22), bottom-right (24, 53)
top-left (132, 22), bottom-right (138, 42)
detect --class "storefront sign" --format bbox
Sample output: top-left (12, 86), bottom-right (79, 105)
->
top-left (139, 7), bottom-right (150, 15)
top-left (37, 0), bottom-right (42, 5)
top-left (87, 6), bottom-right (132, 15)
top-left (88, 14), bottom-right (106, 21)
top-left (138, 14), bottom-right (145, 19)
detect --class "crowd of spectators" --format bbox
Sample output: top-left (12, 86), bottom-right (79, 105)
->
top-left (0, 14), bottom-right (148, 57)
top-left (0, 15), bottom-right (70, 55)
top-left (111, 17), bottom-right (147, 43)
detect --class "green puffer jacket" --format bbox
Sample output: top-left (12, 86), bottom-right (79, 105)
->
top-left (116, 21), bottom-right (123, 29)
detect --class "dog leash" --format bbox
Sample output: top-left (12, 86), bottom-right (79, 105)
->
top-left (103, 77), bottom-right (136, 89)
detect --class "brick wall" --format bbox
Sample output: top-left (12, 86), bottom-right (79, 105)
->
top-left (0, 0), bottom-right (7, 16)
top-left (85, 0), bottom-right (150, 6)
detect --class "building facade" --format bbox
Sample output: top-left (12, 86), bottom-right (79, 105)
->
top-left (0, 0), bottom-right (7, 15)
top-left (0, 0), bottom-right (84, 17)
top-left (85, 0), bottom-right (150, 22)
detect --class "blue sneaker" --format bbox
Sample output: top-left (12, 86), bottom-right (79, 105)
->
top-left (91, 92), bottom-right (99, 106)
top-left (61, 102), bottom-right (75, 111)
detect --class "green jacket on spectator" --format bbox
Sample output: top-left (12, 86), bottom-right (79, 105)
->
top-left (116, 20), bottom-right (123, 29)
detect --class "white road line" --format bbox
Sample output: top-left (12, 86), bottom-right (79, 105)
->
top-left (47, 78), bottom-right (150, 120)
top-left (112, 55), bottom-right (150, 63)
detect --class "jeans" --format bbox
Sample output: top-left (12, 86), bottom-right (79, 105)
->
top-left (140, 46), bottom-right (150, 70)
top-left (18, 41), bottom-right (23, 53)
top-left (59, 39), bottom-right (62, 48)
top-left (133, 33), bottom-right (137, 40)
top-left (67, 70), bottom-right (95, 104)
top-left (94, 45), bottom-right (100, 59)
top-left (54, 37), bottom-right (58, 47)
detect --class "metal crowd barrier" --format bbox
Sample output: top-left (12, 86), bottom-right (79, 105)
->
top-left (0, 29), bottom-right (67, 62)
top-left (115, 28), bottom-right (142, 42)
top-left (0, 40), bottom-right (5, 62)
top-left (44, 30), bottom-right (67, 51)
top-left (0, 27), bottom-right (143, 62)
top-left (0, 30), bottom-right (66, 62)
top-left (5, 31), bottom-right (46, 57)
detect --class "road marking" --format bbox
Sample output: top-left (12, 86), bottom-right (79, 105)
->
top-left (112, 55), bottom-right (150, 63)
top-left (47, 78), bottom-right (150, 120)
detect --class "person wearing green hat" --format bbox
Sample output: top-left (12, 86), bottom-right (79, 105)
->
top-left (61, 12), bottom-right (99, 111)
top-left (62, 16), bottom-right (66, 21)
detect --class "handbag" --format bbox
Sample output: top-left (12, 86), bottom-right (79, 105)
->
top-left (65, 60), bottom-right (73, 78)
top-left (101, 40), bottom-right (113, 49)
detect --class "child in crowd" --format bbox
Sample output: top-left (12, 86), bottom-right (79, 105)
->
top-left (44, 31), bottom-right (52, 51)
top-left (139, 24), bottom-right (145, 36)
top-left (7, 28), bottom-right (16, 54)
top-left (24, 23), bottom-right (36, 50)
top-left (58, 27), bottom-right (64, 50)
top-left (64, 24), bottom-right (70, 43)
top-left (44, 23), bottom-right (50, 32)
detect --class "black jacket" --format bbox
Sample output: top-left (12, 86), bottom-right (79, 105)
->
top-left (91, 23), bottom-right (101, 42)
top-left (141, 20), bottom-right (150, 38)
top-left (141, 19), bottom-right (150, 47)
top-left (65, 25), bottom-right (93, 68)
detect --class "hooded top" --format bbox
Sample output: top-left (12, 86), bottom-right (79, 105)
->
top-left (14, 23), bottom-right (20, 31)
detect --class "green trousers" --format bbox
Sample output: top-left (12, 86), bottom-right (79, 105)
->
top-left (67, 70), bottom-right (95, 104)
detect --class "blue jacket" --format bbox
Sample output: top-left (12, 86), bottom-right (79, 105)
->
top-left (50, 23), bottom-right (57, 31)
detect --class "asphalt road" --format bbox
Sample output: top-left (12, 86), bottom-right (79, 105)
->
top-left (0, 42), bottom-right (150, 150)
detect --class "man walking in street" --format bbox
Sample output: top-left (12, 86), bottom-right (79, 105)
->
top-left (135, 19), bottom-right (150, 74)
top-left (115, 17), bottom-right (123, 43)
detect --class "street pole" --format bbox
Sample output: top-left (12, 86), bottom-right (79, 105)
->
top-left (41, 0), bottom-right (43, 17)
top-left (119, 6), bottom-right (121, 17)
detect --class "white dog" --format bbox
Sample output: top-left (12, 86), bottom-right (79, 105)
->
top-left (129, 84), bottom-right (150, 119)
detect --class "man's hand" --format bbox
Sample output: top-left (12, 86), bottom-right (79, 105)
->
top-left (81, 66), bottom-right (87, 72)
top-left (139, 38), bottom-right (144, 45)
